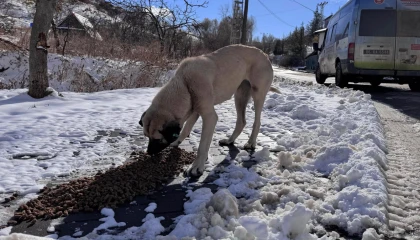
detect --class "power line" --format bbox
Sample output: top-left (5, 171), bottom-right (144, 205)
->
top-left (256, 0), bottom-right (295, 28)
top-left (254, 8), bottom-right (300, 17)
top-left (288, 0), bottom-right (316, 13)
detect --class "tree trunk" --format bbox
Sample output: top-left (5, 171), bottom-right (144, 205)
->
top-left (240, 0), bottom-right (249, 45)
top-left (28, 0), bottom-right (57, 99)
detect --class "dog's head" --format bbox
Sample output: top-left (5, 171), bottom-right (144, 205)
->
top-left (139, 109), bottom-right (181, 155)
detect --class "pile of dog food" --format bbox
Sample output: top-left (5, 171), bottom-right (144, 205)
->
top-left (7, 148), bottom-right (195, 226)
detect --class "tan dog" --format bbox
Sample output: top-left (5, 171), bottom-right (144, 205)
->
top-left (139, 44), bottom-right (279, 177)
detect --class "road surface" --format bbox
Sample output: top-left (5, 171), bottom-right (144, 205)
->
top-left (274, 66), bottom-right (420, 239)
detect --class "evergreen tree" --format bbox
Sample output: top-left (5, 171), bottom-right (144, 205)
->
top-left (305, 6), bottom-right (324, 45)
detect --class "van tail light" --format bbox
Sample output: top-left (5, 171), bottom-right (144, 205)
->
top-left (348, 43), bottom-right (355, 60)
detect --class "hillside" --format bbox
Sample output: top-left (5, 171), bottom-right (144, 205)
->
top-left (0, 0), bottom-right (119, 31)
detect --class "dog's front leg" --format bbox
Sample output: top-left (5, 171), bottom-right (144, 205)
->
top-left (187, 110), bottom-right (218, 177)
top-left (170, 112), bottom-right (199, 147)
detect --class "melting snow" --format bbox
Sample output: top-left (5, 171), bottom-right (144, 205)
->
top-left (0, 76), bottom-right (388, 239)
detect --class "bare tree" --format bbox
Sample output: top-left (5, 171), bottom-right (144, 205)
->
top-left (110, 0), bottom-right (207, 54)
top-left (261, 33), bottom-right (276, 54)
top-left (28, 0), bottom-right (57, 98)
top-left (219, 3), bottom-right (230, 19)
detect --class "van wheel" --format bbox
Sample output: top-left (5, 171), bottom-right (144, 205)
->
top-left (316, 65), bottom-right (327, 84)
top-left (335, 62), bottom-right (348, 88)
top-left (409, 80), bottom-right (420, 92)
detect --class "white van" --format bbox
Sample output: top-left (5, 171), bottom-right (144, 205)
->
top-left (314, 0), bottom-right (420, 91)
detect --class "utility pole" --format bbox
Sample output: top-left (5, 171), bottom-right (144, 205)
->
top-left (230, 0), bottom-right (243, 44)
top-left (240, 0), bottom-right (249, 44)
top-left (317, 1), bottom-right (328, 15)
top-left (317, 1), bottom-right (328, 25)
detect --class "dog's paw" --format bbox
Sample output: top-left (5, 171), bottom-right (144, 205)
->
top-left (219, 139), bottom-right (234, 146)
top-left (184, 167), bottom-right (204, 179)
top-left (244, 142), bottom-right (256, 150)
top-left (184, 158), bottom-right (206, 179)
top-left (170, 140), bottom-right (181, 147)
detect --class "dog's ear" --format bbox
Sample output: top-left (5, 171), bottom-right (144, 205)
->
top-left (159, 120), bottom-right (181, 143)
top-left (139, 111), bottom-right (146, 127)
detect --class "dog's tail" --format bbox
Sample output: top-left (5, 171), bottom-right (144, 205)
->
top-left (269, 86), bottom-right (281, 94)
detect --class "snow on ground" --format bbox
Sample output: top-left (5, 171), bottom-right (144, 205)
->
top-left (0, 0), bottom-right (34, 29)
top-left (0, 51), bottom-right (173, 91)
top-left (0, 87), bottom-right (159, 226)
top-left (144, 202), bottom-right (157, 213)
top-left (0, 0), bottom-right (118, 29)
top-left (154, 79), bottom-right (388, 239)
top-left (0, 77), bottom-right (388, 239)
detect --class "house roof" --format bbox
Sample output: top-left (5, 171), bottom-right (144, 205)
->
top-left (324, 15), bottom-right (333, 21)
top-left (72, 12), bottom-right (94, 30)
top-left (57, 12), bottom-right (102, 41)
top-left (314, 28), bottom-right (327, 34)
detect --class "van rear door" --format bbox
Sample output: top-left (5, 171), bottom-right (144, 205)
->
top-left (355, 0), bottom-right (397, 70)
top-left (395, 1), bottom-right (420, 71)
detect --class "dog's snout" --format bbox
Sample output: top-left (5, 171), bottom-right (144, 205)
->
top-left (147, 138), bottom-right (169, 155)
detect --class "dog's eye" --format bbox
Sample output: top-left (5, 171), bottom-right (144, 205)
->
top-left (159, 130), bottom-right (179, 144)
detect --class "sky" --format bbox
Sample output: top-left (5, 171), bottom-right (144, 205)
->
top-left (194, 0), bottom-right (349, 39)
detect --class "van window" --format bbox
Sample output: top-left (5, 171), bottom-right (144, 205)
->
top-left (330, 24), bottom-right (337, 42)
top-left (336, 21), bottom-right (350, 40)
top-left (342, 23), bottom-right (349, 38)
top-left (359, 10), bottom-right (396, 37)
top-left (397, 11), bottom-right (420, 37)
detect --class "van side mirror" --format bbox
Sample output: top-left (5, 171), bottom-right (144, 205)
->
top-left (313, 42), bottom-right (319, 51)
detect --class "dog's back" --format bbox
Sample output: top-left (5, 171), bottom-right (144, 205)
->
top-left (172, 45), bottom-right (274, 104)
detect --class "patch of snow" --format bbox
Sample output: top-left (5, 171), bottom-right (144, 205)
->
top-left (362, 228), bottom-right (383, 240)
top-left (72, 230), bottom-right (83, 237)
top-left (92, 208), bottom-right (126, 233)
top-left (208, 189), bottom-right (239, 218)
top-left (183, 188), bottom-right (213, 215)
top-left (0, 226), bottom-right (12, 236)
top-left (144, 202), bottom-right (157, 213)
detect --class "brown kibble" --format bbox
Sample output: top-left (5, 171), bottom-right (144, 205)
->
top-left (7, 220), bottom-right (17, 226)
top-left (28, 219), bottom-right (36, 227)
top-left (8, 148), bottom-right (195, 225)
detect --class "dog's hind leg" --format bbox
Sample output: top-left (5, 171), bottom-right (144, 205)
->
top-left (219, 80), bottom-right (251, 146)
top-left (170, 112), bottom-right (199, 147)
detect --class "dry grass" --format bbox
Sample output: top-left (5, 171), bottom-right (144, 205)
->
top-left (0, 29), bottom-right (179, 91)
top-left (52, 31), bottom-right (170, 68)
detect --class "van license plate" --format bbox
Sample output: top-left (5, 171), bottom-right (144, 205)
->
top-left (363, 49), bottom-right (390, 55)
